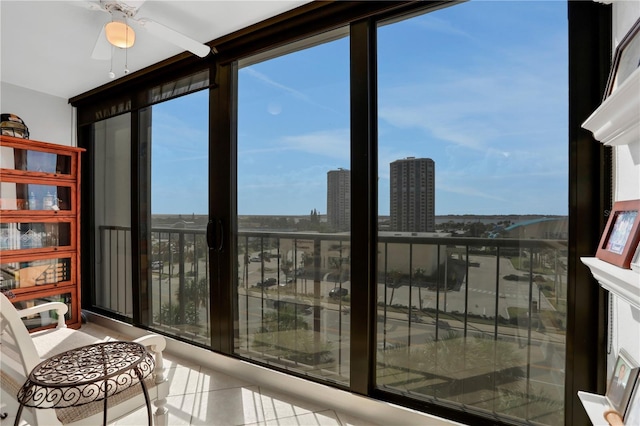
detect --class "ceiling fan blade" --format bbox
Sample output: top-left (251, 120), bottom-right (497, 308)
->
top-left (126, 0), bottom-right (147, 13)
top-left (133, 18), bottom-right (211, 58)
top-left (69, 0), bottom-right (106, 12)
top-left (91, 25), bottom-right (112, 60)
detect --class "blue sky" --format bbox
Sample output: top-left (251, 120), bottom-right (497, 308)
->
top-left (152, 1), bottom-right (568, 217)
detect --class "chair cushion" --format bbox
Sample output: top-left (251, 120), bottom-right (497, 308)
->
top-left (2, 366), bottom-right (158, 424)
top-left (2, 326), bottom-right (163, 425)
top-left (31, 327), bottom-right (107, 359)
top-left (56, 375), bottom-right (158, 424)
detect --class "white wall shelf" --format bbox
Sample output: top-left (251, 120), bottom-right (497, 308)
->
top-left (582, 67), bottom-right (640, 147)
top-left (582, 257), bottom-right (640, 310)
top-left (577, 391), bottom-right (612, 426)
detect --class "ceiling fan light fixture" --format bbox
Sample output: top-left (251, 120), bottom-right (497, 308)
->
top-left (105, 21), bottom-right (135, 48)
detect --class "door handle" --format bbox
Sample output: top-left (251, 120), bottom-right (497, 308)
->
top-left (206, 220), bottom-right (215, 250)
top-left (206, 219), bottom-right (224, 252)
top-left (216, 219), bottom-right (224, 252)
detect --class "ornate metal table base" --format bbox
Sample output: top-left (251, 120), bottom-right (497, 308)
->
top-left (15, 341), bottom-right (154, 426)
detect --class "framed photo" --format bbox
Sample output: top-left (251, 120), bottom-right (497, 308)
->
top-left (596, 200), bottom-right (640, 269)
top-left (632, 242), bottom-right (640, 273)
top-left (606, 349), bottom-right (640, 417)
top-left (625, 377), bottom-right (640, 425)
top-left (604, 17), bottom-right (640, 99)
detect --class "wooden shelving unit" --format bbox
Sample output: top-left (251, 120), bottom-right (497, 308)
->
top-left (0, 135), bottom-right (85, 330)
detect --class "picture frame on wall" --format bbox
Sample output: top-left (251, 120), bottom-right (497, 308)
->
top-left (632, 242), bottom-right (640, 273)
top-left (624, 377), bottom-right (640, 425)
top-left (596, 199), bottom-right (640, 269)
top-left (606, 349), bottom-right (640, 417)
top-left (604, 17), bottom-right (640, 99)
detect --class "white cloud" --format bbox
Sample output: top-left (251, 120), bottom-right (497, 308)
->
top-left (414, 15), bottom-right (470, 38)
top-left (279, 129), bottom-right (350, 161)
top-left (438, 183), bottom-right (507, 202)
top-left (241, 68), bottom-right (339, 114)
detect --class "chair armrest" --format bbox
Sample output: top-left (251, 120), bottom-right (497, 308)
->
top-left (133, 334), bottom-right (167, 385)
top-left (16, 302), bottom-right (68, 329)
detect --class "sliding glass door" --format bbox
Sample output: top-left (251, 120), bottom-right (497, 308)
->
top-left (376, 3), bottom-right (568, 424)
top-left (92, 113), bottom-right (133, 318)
top-left (146, 91), bottom-right (211, 346)
top-left (234, 29), bottom-right (352, 385)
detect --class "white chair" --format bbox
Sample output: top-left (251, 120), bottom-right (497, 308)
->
top-left (0, 293), bottom-right (169, 425)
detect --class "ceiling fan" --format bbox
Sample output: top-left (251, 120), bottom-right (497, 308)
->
top-left (84, 0), bottom-right (212, 60)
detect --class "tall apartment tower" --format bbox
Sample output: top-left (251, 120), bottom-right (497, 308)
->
top-left (327, 168), bottom-right (351, 231)
top-left (390, 157), bottom-right (435, 232)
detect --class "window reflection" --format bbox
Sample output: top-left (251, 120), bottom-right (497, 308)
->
top-left (235, 30), bottom-right (351, 385)
top-left (376, 2), bottom-right (568, 425)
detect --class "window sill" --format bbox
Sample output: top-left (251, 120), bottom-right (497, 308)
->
top-left (581, 257), bottom-right (640, 310)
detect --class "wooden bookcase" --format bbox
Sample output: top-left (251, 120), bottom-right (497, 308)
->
top-left (0, 135), bottom-right (85, 330)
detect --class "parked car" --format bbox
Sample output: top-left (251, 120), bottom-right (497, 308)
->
top-left (255, 277), bottom-right (277, 288)
top-left (279, 278), bottom-right (294, 287)
top-left (249, 256), bottom-right (261, 262)
top-left (329, 287), bottom-right (348, 298)
top-left (151, 261), bottom-right (163, 270)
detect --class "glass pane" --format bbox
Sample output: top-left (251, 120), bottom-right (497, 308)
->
top-left (376, 3), bottom-right (568, 425)
top-left (1, 148), bottom-right (71, 174)
top-left (235, 29), bottom-right (351, 385)
top-left (1, 257), bottom-right (71, 289)
top-left (1, 183), bottom-right (71, 211)
top-left (148, 91), bottom-right (210, 346)
top-left (0, 222), bottom-right (71, 250)
top-left (92, 114), bottom-right (133, 317)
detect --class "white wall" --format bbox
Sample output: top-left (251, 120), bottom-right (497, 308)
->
top-left (0, 82), bottom-right (75, 146)
top-left (608, 0), bottom-right (640, 381)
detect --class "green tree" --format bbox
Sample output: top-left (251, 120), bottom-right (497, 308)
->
top-left (414, 267), bottom-right (427, 309)
top-left (387, 269), bottom-right (404, 306)
top-left (253, 305), bottom-right (333, 365)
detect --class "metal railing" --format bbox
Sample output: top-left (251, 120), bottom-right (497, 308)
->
top-left (96, 225), bottom-right (567, 342)
top-left (95, 225), bottom-right (567, 424)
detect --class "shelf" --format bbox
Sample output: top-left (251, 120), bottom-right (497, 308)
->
top-left (0, 135), bottom-right (84, 330)
top-left (582, 67), bottom-right (640, 147)
top-left (577, 391), bottom-right (612, 426)
top-left (582, 257), bottom-right (640, 310)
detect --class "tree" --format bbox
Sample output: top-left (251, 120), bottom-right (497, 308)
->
top-left (253, 305), bottom-right (333, 365)
top-left (310, 208), bottom-right (320, 227)
top-left (414, 267), bottom-right (427, 309)
top-left (387, 269), bottom-right (404, 306)
top-left (281, 259), bottom-right (293, 281)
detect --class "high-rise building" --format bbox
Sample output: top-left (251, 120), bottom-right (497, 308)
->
top-left (327, 168), bottom-right (350, 231)
top-left (390, 157), bottom-right (435, 232)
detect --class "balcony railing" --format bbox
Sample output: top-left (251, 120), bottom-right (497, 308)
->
top-left (96, 225), bottom-right (567, 424)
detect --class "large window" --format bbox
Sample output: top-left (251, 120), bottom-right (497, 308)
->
top-left (376, 2), bottom-right (568, 424)
top-left (92, 113), bottom-right (133, 317)
top-left (76, 2), bottom-right (607, 425)
top-left (235, 29), bottom-right (351, 385)
top-left (146, 92), bottom-right (211, 346)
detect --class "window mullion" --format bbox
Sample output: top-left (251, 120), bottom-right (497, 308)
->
top-left (350, 17), bottom-right (377, 395)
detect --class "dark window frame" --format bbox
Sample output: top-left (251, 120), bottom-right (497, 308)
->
top-left (74, 2), bottom-right (611, 425)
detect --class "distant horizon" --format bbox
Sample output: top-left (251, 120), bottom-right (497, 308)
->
top-left (151, 212), bottom-right (568, 219)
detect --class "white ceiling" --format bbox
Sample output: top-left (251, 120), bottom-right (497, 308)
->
top-left (1, 1), bottom-right (311, 100)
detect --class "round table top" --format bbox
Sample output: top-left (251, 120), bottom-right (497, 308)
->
top-left (18, 341), bottom-right (154, 409)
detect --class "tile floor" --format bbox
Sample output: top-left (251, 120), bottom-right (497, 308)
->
top-left (75, 322), bottom-right (377, 426)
